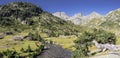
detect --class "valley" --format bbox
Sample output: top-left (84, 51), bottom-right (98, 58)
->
top-left (0, 1), bottom-right (120, 58)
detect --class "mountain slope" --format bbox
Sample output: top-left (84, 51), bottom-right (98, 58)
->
top-left (0, 2), bottom-right (43, 26)
top-left (101, 8), bottom-right (120, 29)
top-left (32, 12), bottom-right (78, 37)
top-left (0, 2), bottom-right (78, 37)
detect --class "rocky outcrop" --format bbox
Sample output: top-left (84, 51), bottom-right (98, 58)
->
top-left (0, 33), bottom-right (5, 39)
top-left (69, 13), bottom-right (83, 24)
top-left (11, 36), bottom-right (24, 41)
top-left (53, 12), bottom-right (69, 20)
top-left (90, 53), bottom-right (120, 58)
top-left (24, 36), bottom-right (34, 40)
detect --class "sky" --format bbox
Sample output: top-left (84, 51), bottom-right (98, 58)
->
top-left (0, 0), bottom-right (120, 16)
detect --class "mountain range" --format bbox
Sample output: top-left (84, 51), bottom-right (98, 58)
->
top-left (53, 11), bottom-right (103, 25)
top-left (53, 8), bottom-right (120, 35)
top-left (1, 2), bottom-right (120, 36)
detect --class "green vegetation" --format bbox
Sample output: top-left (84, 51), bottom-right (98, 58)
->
top-left (0, 44), bottom-right (44, 58)
top-left (0, 2), bottom-right (43, 26)
top-left (28, 32), bottom-right (44, 42)
top-left (0, 2), bottom-right (79, 57)
top-left (0, 2), bottom-right (78, 38)
top-left (73, 29), bottom-right (116, 58)
top-left (0, 1), bottom-right (120, 58)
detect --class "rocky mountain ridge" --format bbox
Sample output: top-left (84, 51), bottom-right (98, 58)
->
top-left (53, 11), bottom-right (103, 25)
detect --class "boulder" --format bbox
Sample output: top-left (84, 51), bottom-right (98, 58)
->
top-left (4, 31), bottom-right (13, 35)
top-left (0, 33), bottom-right (5, 39)
top-left (12, 36), bottom-right (24, 41)
top-left (0, 35), bottom-right (4, 39)
top-left (24, 36), bottom-right (34, 40)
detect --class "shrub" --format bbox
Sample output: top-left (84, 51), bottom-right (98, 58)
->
top-left (26, 45), bottom-right (33, 52)
top-left (20, 48), bottom-right (25, 53)
top-left (0, 52), bottom-right (3, 58)
top-left (28, 32), bottom-right (44, 42)
top-left (35, 44), bottom-right (44, 53)
top-left (2, 49), bottom-right (20, 58)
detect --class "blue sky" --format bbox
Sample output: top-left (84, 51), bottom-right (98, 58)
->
top-left (0, 0), bottom-right (120, 16)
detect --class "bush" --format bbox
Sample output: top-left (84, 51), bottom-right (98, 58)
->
top-left (35, 44), bottom-right (44, 53)
top-left (28, 52), bottom-right (37, 58)
top-left (28, 32), bottom-right (44, 42)
top-left (20, 48), bottom-right (25, 53)
top-left (26, 45), bottom-right (33, 52)
top-left (0, 52), bottom-right (3, 58)
top-left (72, 49), bottom-right (87, 58)
top-left (2, 49), bottom-right (20, 58)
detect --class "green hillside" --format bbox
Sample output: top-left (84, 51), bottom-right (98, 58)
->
top-left (0, 2), bottom-right (78, 37)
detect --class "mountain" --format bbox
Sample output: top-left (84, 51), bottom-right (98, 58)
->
top-left (69, 13), bottom-right (83, 24)
top-left (83, 12), bottom-right (104, 27)
top-left (0, 2), bottom-right (78, 37)
top-left (53, 12), bottom-right (69, 20)
top-left (53, 11), bottom-right (103, 25)
top-left (53, 12), bottom-right (83, 24)
top-left (101, 8), bottom-right (120, 29)
top-left (84, 12), bottom-right (102, 20)
top-left (0, 2), bottom-right (43, 26)
top-left (106, 8), bottom-right (120, 21)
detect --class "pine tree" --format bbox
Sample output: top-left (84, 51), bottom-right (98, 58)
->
top-left (27, 45), bottom-right (32, 52)
top-left (20, 48), bottom-right (25, 53)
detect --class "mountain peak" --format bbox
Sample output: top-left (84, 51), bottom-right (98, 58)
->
top-left (72, 13), bottom-right (82, 17)
top-left (53, 12), bottom-right (69, 20)
top-left (89, 11), bottom-right (102, 17)
top-left (84, 11), bottom-right (102, 20)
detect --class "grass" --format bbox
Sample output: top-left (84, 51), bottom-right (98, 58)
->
top-left (0, 31), bottom-right (42, 57)
top-left (89, 45), bottom-right (97, 51)
top-left (1, 30), bottom-right (120, 57)
top-left (116, 35), bottom-right (120, 44)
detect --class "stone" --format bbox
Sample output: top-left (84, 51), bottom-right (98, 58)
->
top-left (0, 33), bottom-right (5, 39)
top-left (12, 36), bottom-right (24, 41)
top-left (4, 31), bottom-right (13, 35)
top-left (24, 36), bottom-right (34, 40)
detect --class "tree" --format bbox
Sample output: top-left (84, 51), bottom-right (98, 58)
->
top-left (0, 52), bottom-right (3, 58)
top-left (36, 44), bottom-right (44, 53)
top-left (20, 48), bottom-right (25, 53)
top-left (28, 32), bottom-right (44, 42)
top-left (73, 29), bottom-right (116, 58)
top-left (26, 45), bottom-right (33, 52)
